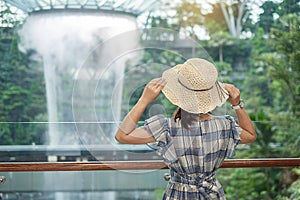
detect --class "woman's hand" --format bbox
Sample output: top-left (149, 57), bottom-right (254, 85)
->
top-left (223, 84), bottom-right (241, 106)
top-left (139, 78), bottom-right (167, 105)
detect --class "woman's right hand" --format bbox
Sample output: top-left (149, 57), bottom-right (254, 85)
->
top-left (223, 84), bottom-right (241, 106)
top-left (139, 78), bottom-right (167, 105)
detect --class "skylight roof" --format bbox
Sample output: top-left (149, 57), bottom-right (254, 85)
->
top-left (4, 0), bottom-right (160, 15)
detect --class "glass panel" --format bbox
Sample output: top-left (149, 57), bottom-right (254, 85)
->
top-left (1, 1), bottom-right (299, 200)
top-left (0, 122), bottom-right (160, 162)
top-left (0, 168), bottom-right (298, 199)
top-left (0, 170), bottom-right (169, 200)
top-left (1, 1), bottom-right (299, 159)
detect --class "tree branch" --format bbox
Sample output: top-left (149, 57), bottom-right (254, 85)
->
top-left (236, 0), bottom-right (246, 38)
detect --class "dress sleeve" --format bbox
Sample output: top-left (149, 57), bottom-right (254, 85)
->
top-left (225, 115), bottom-right (242, 158)
top-left (141, 115), bottom-right (177, 163)
top-left (141, 114), bottom-right (169, 147)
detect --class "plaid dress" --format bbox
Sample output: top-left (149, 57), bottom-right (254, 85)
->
top-left (142, 115), bottom-right (242, 200)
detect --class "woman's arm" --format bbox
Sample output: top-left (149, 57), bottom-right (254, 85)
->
top-left (223, 84), bottom-right (257, 144)
top-left (115, 78), bottom-right (166, 144)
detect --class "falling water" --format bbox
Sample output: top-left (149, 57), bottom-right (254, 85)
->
top-left (18, 11), bottom-right (140, 145)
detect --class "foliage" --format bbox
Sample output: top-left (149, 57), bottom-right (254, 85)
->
top-left (276, 0), bottom-right (300, 18)
top-left (208, 31), bottom-right (233, 62)
top-left (265, 14), bottom-right (300, 118)
top-left (285, 168), bottom-right (300, 199)
top-left (214, 61), bottom-right (232, 83)
top-left (0, 0), bottom-right (24, 27)
top-left (218, 168), bottom-right (280, 200)
top-left (152, 188), bottom-right (165, 200)
top-left (259, 1), bottom-right (278, 33)
top-left (0, 2), bottom-right (47, 145)
top-left (236, 11), bottom-right (300, 200)
top-left (231, 9), bottom-right (300, 200)
top-left (176, 0), bottom-right (203, 38)
top-left (0, 39), bottom-right (47, 144)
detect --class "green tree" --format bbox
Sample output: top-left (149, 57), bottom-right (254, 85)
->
top-left (258, 1), bottom-right (278, 33)
top-left (277, 0), bottom-right (300, 18)
top-left (266, 14), bottom-right (300, 118)
top-left (208, 31), bottom-right (233, 63)
top-left (251, 13), bottom-right (300, 199)
top-left (0, 1), bottom-right (47, 144)
top-left (257, 0), bottom-right (300, 35)
top-left (233, 13), bottom-right (300, 199)
top-left (203, 1), bottom-right (253, 73)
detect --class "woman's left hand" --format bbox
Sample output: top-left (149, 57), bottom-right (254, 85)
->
top-left (223, 83), bottom-right (241, 106)
top-left (139, 78), bottom-right (167, 105)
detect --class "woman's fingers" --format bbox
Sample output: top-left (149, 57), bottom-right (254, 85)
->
top-left (149, 78), bottom-right (167, 90)
top-left (224, 84), bottom-right (239, 96)
top-left (156, 78), bottom-right (167, 89)
top-left (223, 84), bottom-right (241, 105)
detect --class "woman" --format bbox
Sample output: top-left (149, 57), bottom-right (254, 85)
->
top-left (115, 58), bottom-right (256, 200)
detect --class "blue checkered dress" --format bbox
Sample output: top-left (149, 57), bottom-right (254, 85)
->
top-left (142, 115), bottom-right (242, 200)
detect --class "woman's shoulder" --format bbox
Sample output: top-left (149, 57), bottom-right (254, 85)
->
top-left (209, 115), bottom-right (238, 130)
top-left (213, 115), bottom-right (236, 122)
top-left (145, 114), bottom-right (167, 123)
top-left (144, 114), bottom-right (171, 128)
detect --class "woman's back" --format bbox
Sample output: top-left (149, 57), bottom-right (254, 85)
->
top-left (143, 114), bottom-right (242, 200)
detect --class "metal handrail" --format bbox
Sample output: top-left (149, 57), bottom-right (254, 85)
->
top-left (0, 158), bottom-right (299, 172)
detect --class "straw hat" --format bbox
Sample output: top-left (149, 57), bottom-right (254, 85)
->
top-left (162, 58), bottom-right (229, 114)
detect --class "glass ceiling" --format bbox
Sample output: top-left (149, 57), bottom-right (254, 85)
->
top-left (4, 0), bottom-right (160, 15)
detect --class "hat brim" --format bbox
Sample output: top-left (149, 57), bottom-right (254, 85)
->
top-left (162, 65), bottom-right (229, 114)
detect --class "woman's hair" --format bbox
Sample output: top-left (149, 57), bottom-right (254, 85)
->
top-left (173, 107), bottom-right (200, 129)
